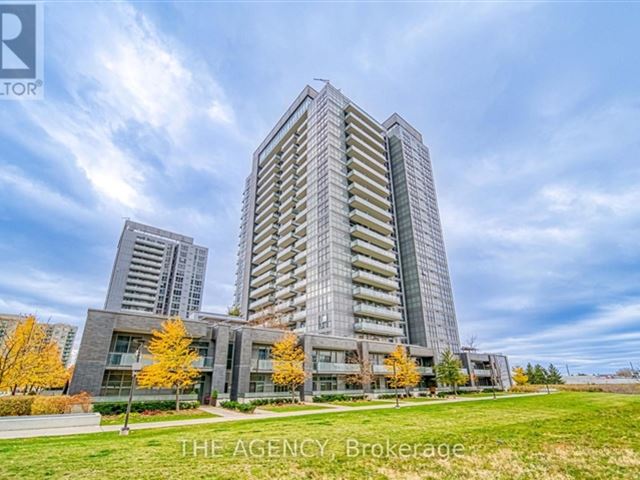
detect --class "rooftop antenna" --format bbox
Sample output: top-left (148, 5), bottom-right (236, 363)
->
top-left (313, 78), bottom-right (331, 85)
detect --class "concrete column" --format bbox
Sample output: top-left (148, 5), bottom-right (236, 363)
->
top-left (210, 325), bottom-right (230, 398)
top-left (230, 329), bottom-right (253, 402)
top-left (303, 335), bottom-right (314, 400)
top-left (69, 311), bottom-right (115, 396)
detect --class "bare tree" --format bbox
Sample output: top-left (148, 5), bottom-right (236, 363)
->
top-left (461, 335), bottom-right (479, 353)
top-left (345, 350), bottom-right (374, 398)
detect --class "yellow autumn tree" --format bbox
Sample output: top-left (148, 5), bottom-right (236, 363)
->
top-left (0, 315), bottom-right (42, 393)
top-left (0, 316), bottom-right (66, 395)
top-left (384, 345), bottom-right (421, 395)
top-left (136, 318), bottom-right (201, 410)
top-left (512, 366), bottom-right (529, 386)
top-left (271, 332), bottom-right (307, 403)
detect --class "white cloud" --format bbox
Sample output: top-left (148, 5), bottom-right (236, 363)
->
top-left (0, 266), bottom-right (105, 309)
top-left (17, 2), bottom-right (238, 210)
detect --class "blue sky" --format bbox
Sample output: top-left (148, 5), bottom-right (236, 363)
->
top-left (1, 2), bottom-right (639, 373)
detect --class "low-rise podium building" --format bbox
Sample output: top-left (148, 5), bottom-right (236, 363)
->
top-left (70, 309), bottom-right (510, 403)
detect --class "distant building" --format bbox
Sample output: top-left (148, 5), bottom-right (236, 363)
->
top-left (0, 314), bottom-right (77, 366)
top-left (42, 323), bottom-right (77, 366)
top-left (105, 220), bottom-right (208, 318)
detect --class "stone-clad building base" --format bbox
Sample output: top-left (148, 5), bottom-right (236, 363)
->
top-left (70, 309), bottom-right (511, 403)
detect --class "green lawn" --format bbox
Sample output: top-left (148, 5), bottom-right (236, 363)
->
top-left (258, 404), bottom-right (331, 413)
top-left (1, 392), bottom-right (639, 479)
top-left (331, 400), bottom-right (395, 407)
top-left (100, 409), bottom-right (218, 426)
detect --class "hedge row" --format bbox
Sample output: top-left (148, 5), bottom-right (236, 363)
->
top-left (249, 398), bottom-right (296, 407)
top-left (0, 393), bottom-right (92, 416)
top-left (93, 400), bottom-right (200, 415)
top-left (219, 401), bottom-right (256, 413)
top-left (312, 394), bottom-right (366, 403)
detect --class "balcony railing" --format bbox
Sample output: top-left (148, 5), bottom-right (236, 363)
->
top-left (352, 270), bottom-right (398, 291)
top-left (351, 239), bottom-right (396, 263)
top-left (352, 254), bottom-right (397, 277)
top-left (355, 321), bottom-right (404, 338)
top-left (350, 210), bottom-right (393, 236)
top-left (107, 353), bottom-right (213, 369)
top-left (351, 225), bottom-right (395, 250)
top-left (251, 359), bottom-right (274, 371)
top-left (353, 286), bottom-right (400, 306)
top-left (354, 303), bottom-right (402, 321)
top-left (314, 362), bottom-right (360, 374)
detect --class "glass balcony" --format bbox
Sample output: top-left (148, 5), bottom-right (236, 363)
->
top-left (276, 259), bottom-right (296, 274)
top-left (292, 294), bottom-right (307, 306)
top-left (348, 183), bottom-right (390, 210)
top-left (250, 282), bottom-right (275, 300)
top-left (293, 265), bottom-right (306, 279)
top-left (277, 246), bottom-right (297, 262)
top-left (252, 258), bottom-right (276, 277)
top-left (349, 195), bottom-right (392, 223)
top-left (294, 250), bottom-right (307, 265)
top-left (353, 286), bottom-right (400, 306)
top-left (107, 353), bottom-right (213, 369)
top-left (348, 170), bottom-right (389, 199)
top-left (253, 224), bottom-right (278, 245)
top-left (347, 157), bottom-right (388, 187)
top-left (314, 363), bottom-right (360, 374)
top-left (278, 231), bottom-right (298, 248)
top-left (275, 272), bottom-right (296, 286)
top-left (372, 364), bottom-right (391, 374)
top-left (350, 225), bottom-right (395, 250)
top-left (351, 239), bottom-right (396, 263)
top-left (345, 106), bottom-right (385, 137)
top-left (354, 321), bottom-right (404, 338)
top-left (275, 300), bottom-right (295, 313)
top-left (354, 303), bottom-right (402, 321)
top-left (275, 286), bottom-right (295, 300)
top-left (352, 254), bottom-right (397, 277)
top-left (253, 246), bottom-right (277, 266)
top-left (254, 213), bottom-right (279, 235)
top-left (255, 204), bottom-right (279, 226)
top-left (352, 270), bottom-right (398, 291)
top-left (350, 210), bottom-right (393, 236)
top-left (345, 121), bottom-right (386, 155)
top-left (249, 295), bottom-right (275, 310)
top-left (251, 359), bottom-right (274, 372)
top-left (292, 310), bottom-right (306, 322)
top-left (250, 271), bottom-right (276, 288)
top-left (253, 234), bottom-right (278, 254)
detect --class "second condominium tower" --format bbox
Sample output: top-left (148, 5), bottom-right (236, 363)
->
top-left (105, 220), bottom-right (208, 318)
top-left (235, 84), bottom-right (460, 355)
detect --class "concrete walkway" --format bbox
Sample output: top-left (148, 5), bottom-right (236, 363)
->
top-left (0, 392), bottom-right (548, 440)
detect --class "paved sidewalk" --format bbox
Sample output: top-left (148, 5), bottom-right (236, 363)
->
top-left (0, 392), bottom-right (548, 440)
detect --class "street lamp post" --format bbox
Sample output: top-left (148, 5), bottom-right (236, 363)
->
top-left (393, 362), bottom-right (400, 409)
top-left (120, 343), bottom-right (144, 436)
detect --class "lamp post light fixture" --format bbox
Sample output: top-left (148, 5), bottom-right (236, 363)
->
top-left (393, 362), bottom-right (400, 409)
top-left (120, 341), bottom-right (144, 436)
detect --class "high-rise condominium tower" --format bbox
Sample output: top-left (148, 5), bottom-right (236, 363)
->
top-left (234, 84), bottom-right (460, 355)
top-left (105, 220), bottom-right (208, 318)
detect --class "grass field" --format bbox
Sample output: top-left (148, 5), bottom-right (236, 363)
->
top-left (258, 404), bottom-right (330, 413)
top-left (100, 409), bottom-right (218, 426)
top-left (1, 392), bottom-right (639, 479)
